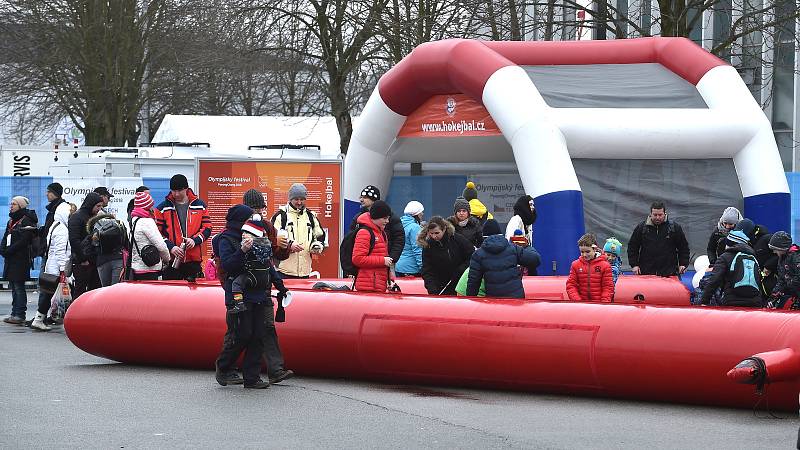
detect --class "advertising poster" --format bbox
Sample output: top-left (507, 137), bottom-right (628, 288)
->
top-left (198, 159), bottom-right (342, 277)
top-left (56, 177), bottom-right (142, 226)
top-left (398, 94), bottom-right (501, 138)
top-left (466, 174), bottom-right (526, 225)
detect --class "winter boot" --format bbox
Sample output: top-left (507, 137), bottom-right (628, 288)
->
top-left (31, 312), bottom-right (52, 331)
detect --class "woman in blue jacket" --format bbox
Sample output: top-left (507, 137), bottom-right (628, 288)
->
top-left (395, 201), bottom-right (424, 277)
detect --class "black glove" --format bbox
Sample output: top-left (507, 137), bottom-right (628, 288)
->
top-left (275, 290), bottom-right (288, 322)
top-left (228, 301), bottom-right (248, 315)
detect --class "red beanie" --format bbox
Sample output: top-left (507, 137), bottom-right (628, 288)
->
top-left (134, 191), bottom-right (154, 210)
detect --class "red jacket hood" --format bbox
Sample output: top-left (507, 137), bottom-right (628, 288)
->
top-left (357, 212), bottom-right (383, 233)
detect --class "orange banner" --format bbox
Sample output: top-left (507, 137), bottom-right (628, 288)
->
top-left (398, 94), bottom-right (501, 138)
top-left (198, 159), bottom-right (342, 278)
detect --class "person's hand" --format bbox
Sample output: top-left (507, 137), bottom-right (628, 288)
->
top-left (92, 233), bottom-right (99, 242)
top-left (632, 266), bottom-right (640, 275)
top-left (767, 301), bottom-right (776, 309)
top-left (183, 237), bottom-right (195, 250)
top-left (290, 242), bottom-right (304, 253)
top-left (276, 233), bottom-right (288, 249)
top-left (678, 265), bottom-right (686, 274)
top-left (384, 257), bottom-right (393, 267)
top-left (241, 235), bottom-right (253, 252)
top-left (170, 246), bottom-right (185, 259)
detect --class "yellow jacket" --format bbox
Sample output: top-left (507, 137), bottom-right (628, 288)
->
top-left (271, 205), bottom-right (326, 277)
top-left (468, 199), bottom-right (493, 221)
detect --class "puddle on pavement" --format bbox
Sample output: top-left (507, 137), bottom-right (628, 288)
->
top-left (386, 385), bottom-right (479, 401)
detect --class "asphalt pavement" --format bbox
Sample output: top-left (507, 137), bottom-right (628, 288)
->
top-left (1, 289), bottom-right (798, 449)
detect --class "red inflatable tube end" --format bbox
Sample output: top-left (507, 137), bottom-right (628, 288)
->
top-left (728, 348), bottom-right (800, 385)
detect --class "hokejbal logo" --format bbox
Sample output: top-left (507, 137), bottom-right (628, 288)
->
top-left (445, 97), bottom-right (456, 117)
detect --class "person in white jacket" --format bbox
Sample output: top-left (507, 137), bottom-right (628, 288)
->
top-left (31, 202), bottom-right (72, 331)
top-left (504, 194), bottom-right (539, 276)
top-left (129, 192), bottom-right (170, 280)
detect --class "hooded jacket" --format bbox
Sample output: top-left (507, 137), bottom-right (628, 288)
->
top-left (154, 188), bottom-right (212, 263)
top-left (505, 195), bottom-right (537, 244)
top-left (352, 212), bottom-right (389, 292)
top-left (417, 220), bottom-right (474, 295)
top-left (566, 254), bottom-right (614, 302)
top-left (68, 192), bottom-right (103, 265)
top-left (627, 215), bottom-right (690, 277)
top-left (83, 213), bottom-right (127, 266)
top-left (770, 245), bottom-right (800, 308)
top-left (129, 209), bottom-right (170, 273)
top-left (271, 204), bottom-right (325, 277)
top-left (701, 243), bottom-right (763, 307)
top-left (468, 199), bottom-right (493, 223)
top-left (350, 206), bottom-right (404, 263)
top-left (447, 215), bottom-right (483, 248)
top-left (43, 204), bottom-right (71, 276)
top-left (1, 207), bottom-right (38, 281)
top-left (395, 214), bottom-right (423, 275)
top-left (467, 234), bottom-right (541, 298)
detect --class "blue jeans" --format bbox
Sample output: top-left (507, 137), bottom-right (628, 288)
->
top-left (10, 281), bottom-right (27, 318)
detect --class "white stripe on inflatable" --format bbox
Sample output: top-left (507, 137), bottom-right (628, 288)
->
top-left (344, 87), bottom-right (407, 201)
top-left (551, 108), bottom-right (756, 158)
top-left (483, 66), bottom-right (580, 197)
top-left (698, 65), bottom-right (789, 196)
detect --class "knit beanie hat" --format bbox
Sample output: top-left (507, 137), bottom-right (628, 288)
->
top-left (241, 220), bottom-right (265, 238)
top-left (12, 196), bottom-right (29, 209)
top-left (483, 219), bottom-right (501, 236)
top-left (769, 231), bottom-right (792, 251)
top-left (242, 189), bottom-right (266, 209)
top-left (603, 237), bottom-right (623, 257)
top-left (510, 229), bottom-right (529, 247)
top-left (47, 182), bottom-right (63, 197)
top-left (719, 207), bottom-right (742, 226)
top-left (288, 183), bottom-right (308, 200)
top-left (726, 230), bottom-right (750, 246)
top-left (133, 191), bottom-right (154, 210)
top-left (463, 181), bottom-right (478, 201)
top-left (403, 200), bottom-right (424, 216)
top-left (170, 174), bottom-right (189, 191)
top-left (226, 204), bottom-right (253, 231)
top-left (360, 185), bottom-right (380, 201)
top-left (453, 197), bottom-right (471, 215)
top-left (734, 218), bottom-right (755, 241)
top-left (369, 200), bottom-right (392, 219)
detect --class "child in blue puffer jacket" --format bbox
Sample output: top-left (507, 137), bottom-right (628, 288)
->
top-left (603, 237), bottom-right (623, 285)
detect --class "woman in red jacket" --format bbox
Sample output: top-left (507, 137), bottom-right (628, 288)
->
top-left (352, 201), bottom-right (393, 292)
top-left (566, 233), bottom-right (614, 302)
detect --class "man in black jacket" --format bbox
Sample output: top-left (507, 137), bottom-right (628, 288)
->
top-left (628, 201), bottom-right (690, 277)
top-left (68, 192), bottom-right (104, 298)
top-left (40, 183), bottom-right (67, 246)
top-left (348, 185), bottom-right (404, 264)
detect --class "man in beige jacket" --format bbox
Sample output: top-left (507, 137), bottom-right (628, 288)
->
top-left (271, 183), bottom-right (326, 278)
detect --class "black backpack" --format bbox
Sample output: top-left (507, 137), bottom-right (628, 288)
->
top-left (95, 218), bottom-right (125, 254)
top-left (729, 252), bottom-right (760, 298)
top-left (339, 225), bottom-right (375, 276)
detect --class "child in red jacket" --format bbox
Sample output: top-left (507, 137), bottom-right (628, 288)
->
top-left (566, 233), bottom-right (614, 302)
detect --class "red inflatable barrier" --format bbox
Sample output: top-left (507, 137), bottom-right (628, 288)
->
top-left (282, 275), bottom-right (691, 306)
top-left (65, 281), bottom-right (800, 410)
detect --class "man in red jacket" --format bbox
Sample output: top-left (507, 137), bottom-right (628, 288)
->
top-left (154, 174), bottom-right (212, 280)
top-left (566, 233), bottom-right (614, 302)
top-left (352, 201), bottom-right (393, 292)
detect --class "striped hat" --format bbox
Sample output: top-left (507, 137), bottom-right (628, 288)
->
top-left (241, 220), bottom-right (265, 237)
top-left (134, 191), bottom-right (154, 210)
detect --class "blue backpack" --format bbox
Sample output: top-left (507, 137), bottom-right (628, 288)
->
top-left (729, 252), bottom-right (760, 298)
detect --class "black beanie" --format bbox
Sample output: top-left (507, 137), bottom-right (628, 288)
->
top-left (242, 189), bottom-right (266, 209)
top-left (226, 204), bottom-right (253, 231)
top-left (170, 174), bottom-right (189, 191)
top-left (483, 219), bottom-right (501, 236)
top-left (47, 182), bottom-right (63, 197)
top-left (369, 200), bottom-right (392, 219)
top-left (769, 231), bottom-right (792, 251)
top-left (360, 185), bottom-right (380, 201)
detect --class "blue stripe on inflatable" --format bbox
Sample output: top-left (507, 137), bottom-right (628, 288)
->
top-left (743, 192), bottom-right (791, 235)
top-left (532, 190), bottom-right (585, 276)
top-left (344, 199), bottom-right (361, 231)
